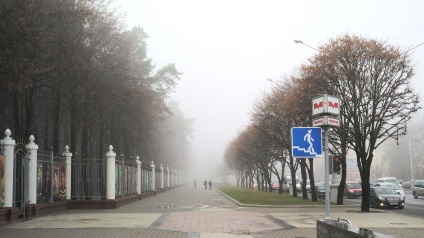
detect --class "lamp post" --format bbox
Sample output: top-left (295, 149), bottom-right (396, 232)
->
top-left (266, 78), bottom-right (282, 87)
top-left (405, 43), bottom-right (424, 182)
top-left (294, 39), bottom-right (319, 52)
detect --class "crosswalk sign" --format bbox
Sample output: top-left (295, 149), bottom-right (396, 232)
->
top-left (291, 127), bottom-right (322, 158)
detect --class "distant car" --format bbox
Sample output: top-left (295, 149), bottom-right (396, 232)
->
top-left (402, 180), bottom-right (414, 189)
top-left (305, 180), bottom-right (311, 192)
top-left (285, 179), bottom-right (301, 193)
top-left (355, 179), bottom-right (375, 188)
top-left (374, 182), bottom-right (405, 196)
top-left (376, 177), bottom-right (402, 188)
top-left (369, 187), bottom-right (405, 209)
top-left (412, 180), bottom-right (424, 198)
top-left (271, 181), bottom-right (280, 191)
top-left (344, 181), bottom-right (362, 198)
top-left (315, 184), bottom-right (325, 199)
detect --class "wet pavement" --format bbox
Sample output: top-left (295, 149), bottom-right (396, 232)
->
top-left (0, 184), bottom-right (423, 237)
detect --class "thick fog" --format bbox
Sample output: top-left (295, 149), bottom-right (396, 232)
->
top-left (117, 0), bottom-right (424, 181)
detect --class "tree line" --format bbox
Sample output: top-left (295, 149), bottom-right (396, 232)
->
top-left (224, 34), bottom-right (421, 212)
top-left (0, 0), bottom-right (192, 170)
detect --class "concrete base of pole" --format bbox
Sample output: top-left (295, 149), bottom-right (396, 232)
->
top-left (330, 184), bottom-right (338, 204)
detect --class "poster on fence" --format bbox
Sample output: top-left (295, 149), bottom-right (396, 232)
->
top-left (115, 165), bottom-right (121, 195)
top-left (42, 162), bottom-right (52, 200)
top-left (0, 155), bottom-right (5, 204)
top-left (59, 164), bottom-right (66, 198)
top-left (37, 161), bottom-right (43, 200)
top-left (53, 164), bottom-right (60, 198)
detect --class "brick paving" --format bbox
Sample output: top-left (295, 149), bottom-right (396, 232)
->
top-left (0, 184), bottom-right (423, 237)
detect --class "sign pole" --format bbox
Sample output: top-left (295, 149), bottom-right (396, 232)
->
top-left (323, 126), bottom-right (331, 221)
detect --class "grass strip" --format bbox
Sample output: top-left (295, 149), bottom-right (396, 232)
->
top-left (217, 185), bottom-right (325, 206)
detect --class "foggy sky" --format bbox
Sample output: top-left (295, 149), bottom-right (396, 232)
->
top-left (117, 0), bottom-right (424, 179)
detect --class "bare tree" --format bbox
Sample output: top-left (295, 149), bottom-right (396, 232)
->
top-left (300, 34), bottom-right (421, 211)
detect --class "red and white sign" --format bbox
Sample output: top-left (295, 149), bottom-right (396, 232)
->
top-left (312, 94), bottom-right (340, 116)
top-left (312, 116), bottom-right (340, 127)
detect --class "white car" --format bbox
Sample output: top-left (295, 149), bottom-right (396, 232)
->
top-left (374, 182), bottom-right (405, 197)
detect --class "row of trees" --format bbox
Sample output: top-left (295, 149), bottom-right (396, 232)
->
top-left (0, 0), bottom-right (192, 169)
top-left (224, 34), bottom-right (420, 211)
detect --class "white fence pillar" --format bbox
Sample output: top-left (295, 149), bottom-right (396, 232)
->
top-left (160, 164), bottom-right (164, 189)
top-left (62, 145), bottom-right (72, 200)
top-left (166, 166), bottom-right (170, 188)
top-left (136, 156), bottom-right (141, 194)
top-left (26, 135), bottom-right (38, 204)
top-left (150, 161), bottom-right (155, 191)
top-left (1, 129), bottom-right (15, 207)
top-left (106, 145), bottom-right (116, 199)
top-left (171, 169), bottom-right (175, 187)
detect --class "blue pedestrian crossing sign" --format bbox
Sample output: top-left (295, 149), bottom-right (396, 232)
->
top-left (291, 127), bottom-right (322, 158)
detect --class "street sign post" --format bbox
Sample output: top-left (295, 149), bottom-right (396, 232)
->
top-left (311, 94), bottom-right (340, 222)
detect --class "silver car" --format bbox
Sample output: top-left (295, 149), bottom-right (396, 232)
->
top-left (374, 182), bottom-right (405, 196)
top-left (412, 180), bottom-right (424, 199)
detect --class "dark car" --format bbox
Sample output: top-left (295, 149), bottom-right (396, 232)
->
top-left (315, 184), bottom-right (325, 199)
top-left (369, 187), bottom-right (405, 209)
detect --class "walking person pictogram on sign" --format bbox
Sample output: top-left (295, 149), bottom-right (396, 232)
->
top-left (303, 129), bottom-right (315, 154)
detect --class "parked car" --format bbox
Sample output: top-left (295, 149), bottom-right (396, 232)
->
top-left (412, 180), bottom-right (424, 198)
top-left (344, 181), bottom-right (362, 198)
top-left (304, 180), bottom-right (311, 192)
top-left (284, 179), bottom-right (301, 193)
top-left (374, 182), bottom-right (405, 196)
top-left (369, 187), bottom-right (405, 209)
top-left (315, 184), bottom-right (325, 199)
top-left (271, 181), bottom-right (280, 191)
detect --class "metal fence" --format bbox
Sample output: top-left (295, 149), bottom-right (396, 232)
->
top-left (37, 149), bottom-right (66, 203)
top-left (141, 168), bottom-right (151, 193)
top-left (115, 158), bottom-right (138, 197)
top-left (71, 158), bottom-right (106, 200)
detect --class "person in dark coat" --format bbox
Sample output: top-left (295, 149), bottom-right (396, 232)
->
top-left (204, 180), bottom-right (207, 190)
top-left (208, 180), bottom-right (212, 190)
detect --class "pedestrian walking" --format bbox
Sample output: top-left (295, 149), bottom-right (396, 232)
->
top-left (208, 180), bottom-right (212, 190)
top-left (204, 180), bottom-right (207, 190)
top-left (193, 179), bottom-right (197, 188)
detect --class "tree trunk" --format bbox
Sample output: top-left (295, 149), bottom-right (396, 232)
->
top-left (13, 92), bottom-right (23, 139)
top-left (43, 104), bottom-right (50, 151)
top-left (360, 154), bottom-right (372, 212)
top-left (53, 91), bottom-right (61, 153)
top-left (300, 159), bottom-right (308, 199)
top-left (290, 168), bottom-right (297, 197)
top-left (25, 88), bottom-right (35, 139)
top-left (307, 158), bottom-right (317, 201)
top-left (337, 140), bottom-right (348, 205)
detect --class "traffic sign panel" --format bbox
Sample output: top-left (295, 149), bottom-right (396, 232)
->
top-left (291, 127), bottom-right (322, 158)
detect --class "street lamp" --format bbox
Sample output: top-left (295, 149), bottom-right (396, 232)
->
top-left (266, 78), bottom-right (282, 86)
top-left (294, 39), bottom-right (319, 52)
top-left (295, 39), bottom-right (338, 221)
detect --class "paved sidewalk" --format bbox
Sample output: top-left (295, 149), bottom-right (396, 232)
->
top-left (0, 184), bottom-right (423, 237)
